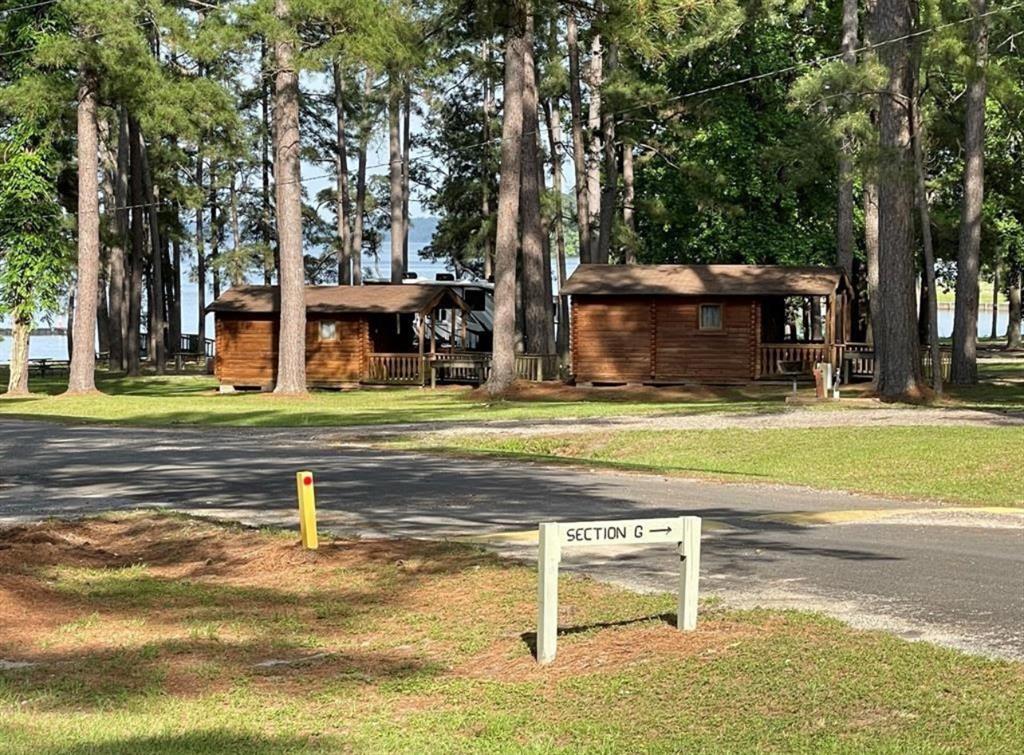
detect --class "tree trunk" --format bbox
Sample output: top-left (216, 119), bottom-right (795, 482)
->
top-left (170, 214), bottom-right (181, 357)
top-left (566, 11), bottom-right (591, 264)
top-left (210, 163), bottom-right (221, 301)
top-left (195, 152), bottom-right (206, 348)
top-left (96, 267), bottom-right (110, 359)
top-left (388, 75), bottom-right (404, 283)
top-left (520, 12), bottom-right (552, 357)
top-left (126, 116), bottom-right (145, 377)
top-left (622, 141), bottom-right (635, 263)
top-left (872, 0), bottom-right (924, 400)
top-left (352, 71), bottom-right (373, 286)
top-left (486, 2), bottom-right (527, 396)
top-left (6, 316), bottom-right (31, 396)
top-left (229, 174), bottom-right (243, 285)
top-left (67, 73), bottom-right (101, 394)
top-left (402, 84), bottom-right (411, 273)
top-left (911, 92), bottom-right (942, 394)
top-left (586, 29), bottom-right (603, 262)
top-left (990, 265), bottom-right (998, 339)
top-left (481, 41), bottom-right (494, 279)
top-left (596, 43), bottom-right (618, 265)
top-left (837, 0), bottom-right (859, 277)
top-left (261, 39), bottom-right (274, 285)
top-left (273, 0), bottom-right (307, 395)
top-left (106, 112), bottom-right (129, 371)
top-left (864, 180), bottom-right (880, 343)
top-left (950, 0), bottom-right (988, 385)
top-left (544, 94), bottom-right (570, 369)
top-left (1006, 266), bottom-right (1021, 349)
top-left (333, 60), bottom-right (352, 284)
top-left (139, 132), bottom-right (165, 374)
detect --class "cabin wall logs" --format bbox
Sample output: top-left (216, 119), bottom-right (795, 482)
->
top-left (215, 313), bottom-right (369, 387)
top-left (571, 296), bottom-right (758, 383)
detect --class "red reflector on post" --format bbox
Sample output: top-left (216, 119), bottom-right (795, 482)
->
top-left (303, 475), bottom-right (313, 486)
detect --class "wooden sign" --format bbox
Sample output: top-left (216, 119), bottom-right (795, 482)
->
top-left (537, 515), bottom-right (702, 665)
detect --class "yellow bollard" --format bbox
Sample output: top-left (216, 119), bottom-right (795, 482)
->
top-left (295, 470), bottom-right (319, 550)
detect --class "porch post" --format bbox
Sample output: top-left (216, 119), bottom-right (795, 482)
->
top-left (418, 313), bottom-right (426, 386)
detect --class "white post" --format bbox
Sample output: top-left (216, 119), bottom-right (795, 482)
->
top-left (537, 522), bottom-right (561, 664)
top-left (677, 516), bottom-right (702, 631)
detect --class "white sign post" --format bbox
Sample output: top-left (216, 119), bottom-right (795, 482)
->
top-left (536, 516), bottom-right (702, 664)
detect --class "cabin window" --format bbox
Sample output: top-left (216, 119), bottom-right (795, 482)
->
top-left (318, 321), bottom-right (338, 341)
top-left (699, 304), bottom-right (723, 331)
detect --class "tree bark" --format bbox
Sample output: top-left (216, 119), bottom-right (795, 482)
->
top-left (586, 28), bottom-right (603, 262)
top-left (195, 151), bottom-right (206, 348)
top-left (837, 0), bottom-right (859, 277)
top-left (566, 11), bottom-right (591, 264)
top-left (260, 39), bottom-right (274, 285)
top-left (872, 0), bottom-right (924, 400)
top-left (106, 111), bottom-right (128, 370)
top-left (622, 141), bottom-right (635, 263)
top-left (6, 316), bottom-right (31, 396)
top-left (402, 84), bottom-right (411, 273)
top-left (1006, 266), bottom-right (1021, 349)
top-left (486, 2), bottom-right (527, 396)
top-left (333, 60), bottom-right (352, 284)
top-left (272, 0), bottom-right (307, 394)
top-left (139, 132), bottom-right (165, 373)
top-left (911, 91), bottom-right (942, 394)
top-left (126, 116), bottom-right (145, 377)
top-left (67, 73), bottom-right (101, 394)
top-left (520, 11), bottom-right (552, 357)
top-left (351, 71), bottom-right (373, 286)
top-left (950, 0), bottom-right (988, 385)
top-left (990, 265), bottom-right (998, 339)
top-left (481, 41), bottom-right (494, 279)
top-left (544, 94), bottom-right (570, 369)
top-left (596, 43), bottom-right (618, 265)
top-left (388, 75), bottom-right (404, 283)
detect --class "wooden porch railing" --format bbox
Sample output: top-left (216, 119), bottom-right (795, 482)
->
top-left (364, 352), bottom-right (559, 385)
top-left (515, 354), bottom-right (558, 382)
top-left (839, 343), bottom-right (952, 383)
top-left (365, 353), bottom-right (425, 384)
top-left (758, 343), bottom-right (838, 378)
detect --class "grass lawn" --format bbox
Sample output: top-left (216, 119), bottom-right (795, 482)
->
top-left (0, 369), bottom-right (785, 428)
top-left (400, 426), bottom-right (1024, 507)
top-left (1, 513), bottom-right (1021, 753)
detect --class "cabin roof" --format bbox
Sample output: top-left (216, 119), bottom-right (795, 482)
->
top-left (561, 264), bottom-right (849, 297)
top-left (207, 284), bottom-right (467, 315)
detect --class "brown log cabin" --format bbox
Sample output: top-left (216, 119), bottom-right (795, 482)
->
top-left (562, 264), bottom-right (853, 385)
top-left (207, 284), bottom-right (473, 390)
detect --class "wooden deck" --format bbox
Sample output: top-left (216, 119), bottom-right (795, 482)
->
top-left (364, 352), bottom-right (557, 386)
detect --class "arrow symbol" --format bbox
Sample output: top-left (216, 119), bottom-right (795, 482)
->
top-left (649, 527), bottom-right (672, 535)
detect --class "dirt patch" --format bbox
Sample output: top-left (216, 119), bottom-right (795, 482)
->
top-left (0, 513), bottom-right (745, 698)
top-left (458, 617), bottom-right (768, 682)
top-left (464, 380), bottom-right (776, 405)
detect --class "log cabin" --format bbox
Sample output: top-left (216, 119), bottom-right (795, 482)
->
top-left (207, 284), bottom-right (474, 390)
top-left (562, 264), bottom-right (853, 385)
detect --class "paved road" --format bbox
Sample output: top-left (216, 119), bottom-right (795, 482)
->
top-left (1, 419), bottom-right (1021, 660)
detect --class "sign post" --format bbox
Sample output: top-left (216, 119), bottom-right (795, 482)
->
top-left (536, 516), bottom-right (701, 664)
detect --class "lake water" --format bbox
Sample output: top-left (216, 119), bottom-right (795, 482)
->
top-left (0, 246), bottom-right (1014, 363)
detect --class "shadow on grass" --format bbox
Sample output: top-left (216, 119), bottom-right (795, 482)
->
top-left (26, 730), bottom-right (340, 754)
top-left (520, 613), bottom-right (676, 658)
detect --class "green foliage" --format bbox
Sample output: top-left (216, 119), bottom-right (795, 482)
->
top-left (0, 125), bottom-right (70, 322)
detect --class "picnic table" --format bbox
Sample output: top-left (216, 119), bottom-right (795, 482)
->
top-left (28, 358), bottom-right (70, 378)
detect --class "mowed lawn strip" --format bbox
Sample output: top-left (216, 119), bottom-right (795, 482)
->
top-left (0, 371), bottom-right (783, 427)
top-left (1, 513), bottom-right (1021, 754)
top-left (402, 426), bottom-right (1024, 507)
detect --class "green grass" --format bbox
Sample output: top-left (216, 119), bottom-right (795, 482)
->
top-left (399, 426), bottom-right (1024, 507)
top-left (1, 513), bottom-right (1021, 753)
top-left (0, 369), bottom-right (782, 428)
